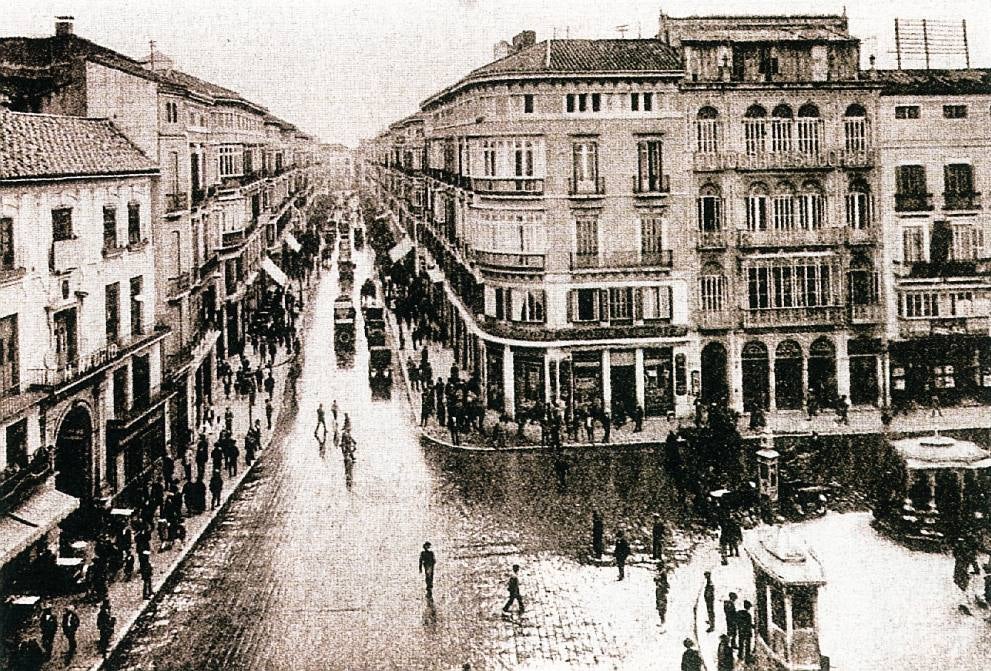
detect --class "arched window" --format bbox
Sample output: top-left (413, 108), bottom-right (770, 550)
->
top-left (770, 104), bottom-right (794, 153)
top-left (747, 182), bottom-right (770, 231)
top-left (809, 337), bottom-right (834, 358)
top-left (696, 107), bottom-right (720, 153)
top-left (844, 104), bottom-right (868, 153)
top-left (797, 103), bottom-right (822, 155)
top-left (847, 252), bottom-right (878, 306)
top-left (742, 341), bottom-right (769, 359)
top-left (744, 105), bottom-right (767, 155)
top-left (798, 179), bottom-right (826, 230)
top-left (699, 261), bottom-right (726, 312)
top-left (776, 340), bottom-right (803, 359)
top-left (772, 181), bottom-right (796, 231)
top-left (698, 183), bottom-right (723, 233)
top-left (846, 178), bottom-right (872, 230)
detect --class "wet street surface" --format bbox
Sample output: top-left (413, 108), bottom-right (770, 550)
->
top-left (108, 252), bottom-right (685, 671)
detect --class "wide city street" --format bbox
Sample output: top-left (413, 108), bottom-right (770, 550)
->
top-left (106, 249), bottom-right (687, 671)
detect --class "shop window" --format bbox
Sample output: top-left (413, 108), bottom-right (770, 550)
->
top-left (571, 288), bottom-right (600, 322)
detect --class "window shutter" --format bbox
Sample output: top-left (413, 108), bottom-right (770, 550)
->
top-left (511, 288), bottom-right (527, 321)
top-left (634, 287), bottom-right (644, 321)
top-left (638, 141), bottom-right (648, 191)
top-left (568, 289), bottom-right (576, 322)
top-left (484, 286), bottom-right (496, 317)
top-left (572, 143), bottom-right (580, 184)
top-left (660, 286), bottom-right (673, 320)
top-left (599, 288), bottom-right (610, 322)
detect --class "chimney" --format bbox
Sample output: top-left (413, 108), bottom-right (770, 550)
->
top-left (493, 40), bottom-right (511, 60)
top-left (55, 16), bottom-right (74, 37)
top-left (512, 30), bottom-right (536, 51)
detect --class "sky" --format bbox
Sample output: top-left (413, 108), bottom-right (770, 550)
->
top-left (3, 0), bottom-right (991, 146)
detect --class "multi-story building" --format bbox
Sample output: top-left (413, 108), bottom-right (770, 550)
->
top-left (872, 69), bottom-right (991, 409)
top-left (0, 110), bottom-right (163, 567)
top-left (665, 14), bottom-right (887, 414)
top-left (0, 18), bottom-right (319, 454)
top-left (373, 35), bottom-right (696, 420)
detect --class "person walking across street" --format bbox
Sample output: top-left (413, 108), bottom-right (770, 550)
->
top-left (224, 407), bottom-right (234, 434)
top-left (654, 566), bottom-right (669, 628)
top-left (39, 604), bottom-right (57, 657)
top-left (316, 403), bottom-right (327, 436)
top-left (265, 398), bottom-right (274, 431)
top-left (724, 592), bottom-right (738, 647)
top-left (61, 605), bottom-right (79, 658)
top-left (97, 598), bottom-right (115, 657)
top-left (704, 571), bottom-right (716, 632)
top-left (210, 469), bottom-right (224, 509)
top-left (331, 399), bottom-right (339, 423)
top-left (614, 530), bottom-right (631, 581)
top-left (264, 371), bottom-right (275, 400)
top-left (502, 564), bottom-right (524, 615)
top-left (419, 542), bottom-right (436, 593)
top-left (139, 550), bottom-right (154, 599)
top-left (737, 600), bottom-right (754, 663)
top-left (651, 514), bottom-right (665, 561)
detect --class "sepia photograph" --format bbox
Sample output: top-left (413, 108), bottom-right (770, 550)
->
top-left (2, 0), bottom-right (991, 668)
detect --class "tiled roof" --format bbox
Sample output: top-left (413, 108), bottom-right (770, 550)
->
top-left (469, 39), bottom-right (682, 78)
top-left (872, 69), bottom-right (991, 95)
top-left (0, 35), bottom-right (164, 83)
top-left (0, 110), bottom-right (157, 180)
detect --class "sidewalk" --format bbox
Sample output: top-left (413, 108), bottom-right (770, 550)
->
top-left (389, 315), bottom-right (986, 452)
top-left (20, 276), bottom-right (323, 671)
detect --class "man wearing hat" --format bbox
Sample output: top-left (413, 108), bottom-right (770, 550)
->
top-left (418, 541), bottom-right (436, 593)
top-left (703, 571), bottom-right (716, 632)
top-left (680, 638), bottom-right (702, 671)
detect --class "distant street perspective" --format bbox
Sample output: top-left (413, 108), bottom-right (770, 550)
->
top-left (4, 4), bottom-right (991, 671)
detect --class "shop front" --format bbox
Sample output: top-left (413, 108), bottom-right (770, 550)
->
top-left (890, 336), bottom-right (991, 408)
top-left (569, 350), bottom-right (602, 413)
top-left (513, 348), bottom-right (544, 417)
top-left (485, 342), bottom-right (504, 411)
top-left (643, 347), bottom-right (674, 417)
top-left (106, 403), bottom-right (168, 506)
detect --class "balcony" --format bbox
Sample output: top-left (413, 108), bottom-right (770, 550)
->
top-left (31, 327), bottom-right (166, 391)
top-left (896, 260), bottom-right (981, 279)
top-left (743, 306), bottom-right (845, 329)
top-left (737, 227), bottom-right (844, 248)
top-left (895, 193), bottom-right (934, 213)
top-left (51, 238), bottom-right (82, 273)
top-left (692, 148), bottom-right (873, 172)
top-left (899, 316), bottom-right (991, 338)
top-left (221, 229), bottom-right (246, 248)
top-left (845, 226), bottom-right (876, 246)
top-left (849, 303), bottom-right (883, 324)
top-left (473, 250), bottom-right (545, 272)
top-left (696, 229), bottom-right (728, 249)
top-left (0, 447), bottom-right (54, 517)
top-left (698, 309), bottom-right (736, 330)
top-left (470, 177), bottom-right (544, 196)
top-left (943, 192), bottom-right (982, 211)
top-left (166, 272), bottom-right (192, 297)
top-left (165, 192), bottom-right (189, 213)
top-left (570, 249), bottom-right (673, 271)
top-left (632, 174), bottom-right (671, 196)
top-left (108, 384), bottom-right (170, 429)
top-left (568, 177), bottom-right (605, 198)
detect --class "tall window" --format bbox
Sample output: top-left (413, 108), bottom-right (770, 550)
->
top-left (571, 288), bottom-right (600, 322)
top-left (747, 262), bottom-right (836, 310)
top-left (699, 265), bottom-right (726, 311)
top-left (572, 141), bottom-right (598, 192)
top-left (0, 314), bottom-right (19, 394)
top-left (482, 141), bottom-right (496, 177)
top-left (0, 218), bottom-right (13, 271)
top-left (219, 145), bottom-right (242, 177)
top-left (637, 140), bottom-right (664, 192)
top-left (697, 184), bottom-right (723, 232)
top-left (53, 309), bottom-right (77, 369)
top-left (796, 104), bottom-right (822, 155)
top-left (127, 202), bottom-right (141, 244)
top-left (844, 104), bottom-right (868, 152)
top-left (895, 165), bottom-right (929, 211)
top-left (641, 286), bottom-right (672, 320)
top-left (772, 182), bottom-right (795, 231)
top-left (640, 216), bottom-right (664, 263)
top-left (797, 181), bottom-right (826, 230)
top-left (105, 283), bottom-right (120, 344)
top-left (608, 287), bottom-right (633, 322)
top-left (845, 180), bottom-right (872, 229)
top-left (770, 104), bottom-right (793, 153)
top-left (951, 224), bottom-right (983, 261)
top-left (743, 105), bottom-right (767, 155)
top-left (696, 107), bottom-right (720, 153)
top-left (523, 94), bottom-right (534, 114)
top-left (575, 217), bottom-right (598, 263)
top-left (746, 183), bottom-right (770, 231)
top-left (944, 163), bottom-right (976, 209)
top-left (52, 208), bottom-right (73, 242)
top-left (130, 276), bottom-right (144, 336)
top-left (513, 140), bottom-right (534, 177)
top-left (902, 226), bottom-right (925, 263)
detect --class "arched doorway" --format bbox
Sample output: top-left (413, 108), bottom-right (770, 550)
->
top-left (701, 341), bottom-right (729, 404)
top-left (849, 337), bottom-right (880, 406)
top-left (742, 341), bottom-right (770, 410)
top-left (775, 340), bottom-right (803, 410)
top-left (55, 404), bottom-right (92, 500)
top-left (808, 337), bottom-right (838, 406)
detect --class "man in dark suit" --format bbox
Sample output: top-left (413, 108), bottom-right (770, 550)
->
top-left (418, 542), bottom-right (435, 593)
top-left (737, 599), bottom-right (754, 663)
top-left (502, 564), bottom-right (524, 615)
top-left (723, 591), bottom-right (738, 646)
top-left (614, 530), bottom-right (631, 581)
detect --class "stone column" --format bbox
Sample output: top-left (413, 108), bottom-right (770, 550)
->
top-left (503, 346), bottom-right (515, 420)
top-left (478, 339), bottom-right (487, 395)
top-left (601, 349), bottom-right (612, 410)
top-left (767, 349), bottom-right (777, 411)
top-left (543, 351), bottom-right (552, 404)
top-left (836, 335), bottom-right (851, 402)
top-left (634, 348), bottom-right (646, 408)
top-left (728, 333), bottom-right (744, 413)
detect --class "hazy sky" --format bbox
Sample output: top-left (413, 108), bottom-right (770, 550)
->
top-left (4, 0), bottom-right (990, 146)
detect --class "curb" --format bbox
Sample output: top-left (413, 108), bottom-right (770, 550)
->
top-left (90, 279), bottom-right (319, 671)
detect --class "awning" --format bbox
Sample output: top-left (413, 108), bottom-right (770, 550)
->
top-left (285, 232), bottom-right (302, 253)
top-left (426, 266), bottom-right (444, 283)
top-left (389, 237), bottom-right (414, 263)
top-left (260, 256), bottom-right (289, 287)
top-left (1, 489), bottom-right (79, 565)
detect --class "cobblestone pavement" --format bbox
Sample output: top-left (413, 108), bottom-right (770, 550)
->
top-left (102, 251), bottom-right (712, 671)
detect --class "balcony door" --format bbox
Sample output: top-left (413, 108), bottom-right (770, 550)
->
top-left (54, 308), bottom-right (78, 370)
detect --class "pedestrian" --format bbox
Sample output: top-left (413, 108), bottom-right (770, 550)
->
top-left (331, 399), bottom-right (339, 422)
top-left (704, 571), bottom-right (716, 632)
top-left (589, 510), bottom-right (604, 559)
top-left (806, 387), bottom-right (818, 420)
top-left (419, 541), bottom-right (436, 593)
top-left (717, 633), bottom-right (735, 671)
top-left (224, 407), bottom-right (234, 434)
top-left (210, 469), bottom-right (224, 509)
top-left (585, 412), bottom-right (595, 443)
top-left (724, 592), bottom-right (738, 647)
top-left (316, 403), bottom-right (327, 435)
top-left (420, 392), bottom-right (432, 427)
top-left (502, 564), bottom-right (524, 615)
top-left (223, 375), bottom-right (232, 400)
top-left (265, 371), bottom-right (275, 400)
top-left (736, 600), bottom-right (754, 663)
top-left (196, 435), bottom-right (209, 481)
top-left (602, 409), bottom-right (612, 443)
top-left (139, 550), bottom-right (154, 599)
top-left (931, 389), bottom-right (943, 418)
top-left (634, 404), bottom-right (644, 432)
top-left (39, 604), bottom-right (57, 657)
top-left (265, 398), bottom-right (274, 430)
top-left (61, 605), bottom-right (79, 657)
top-left (97, 598), bottom-right (115, 657)
top-left (212, 439), bottom-right (224, 473)
top-left (614, 530), bottom-right (631, 581)
top-left (651, 514), bottom-right (665, 561)
top-left (680, 639), bottom-right (702, 671)
top-left (835, 394), bottom-right (850, 425)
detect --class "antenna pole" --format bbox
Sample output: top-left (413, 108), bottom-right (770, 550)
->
top-left (922, 19), bottom-right (930, 70)
top-left (894, 18), bottom-right (901, 70)
top-left (149, 39), bottom-right (156, 69)
top-left (962, 19), bottom-right (970, 68)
